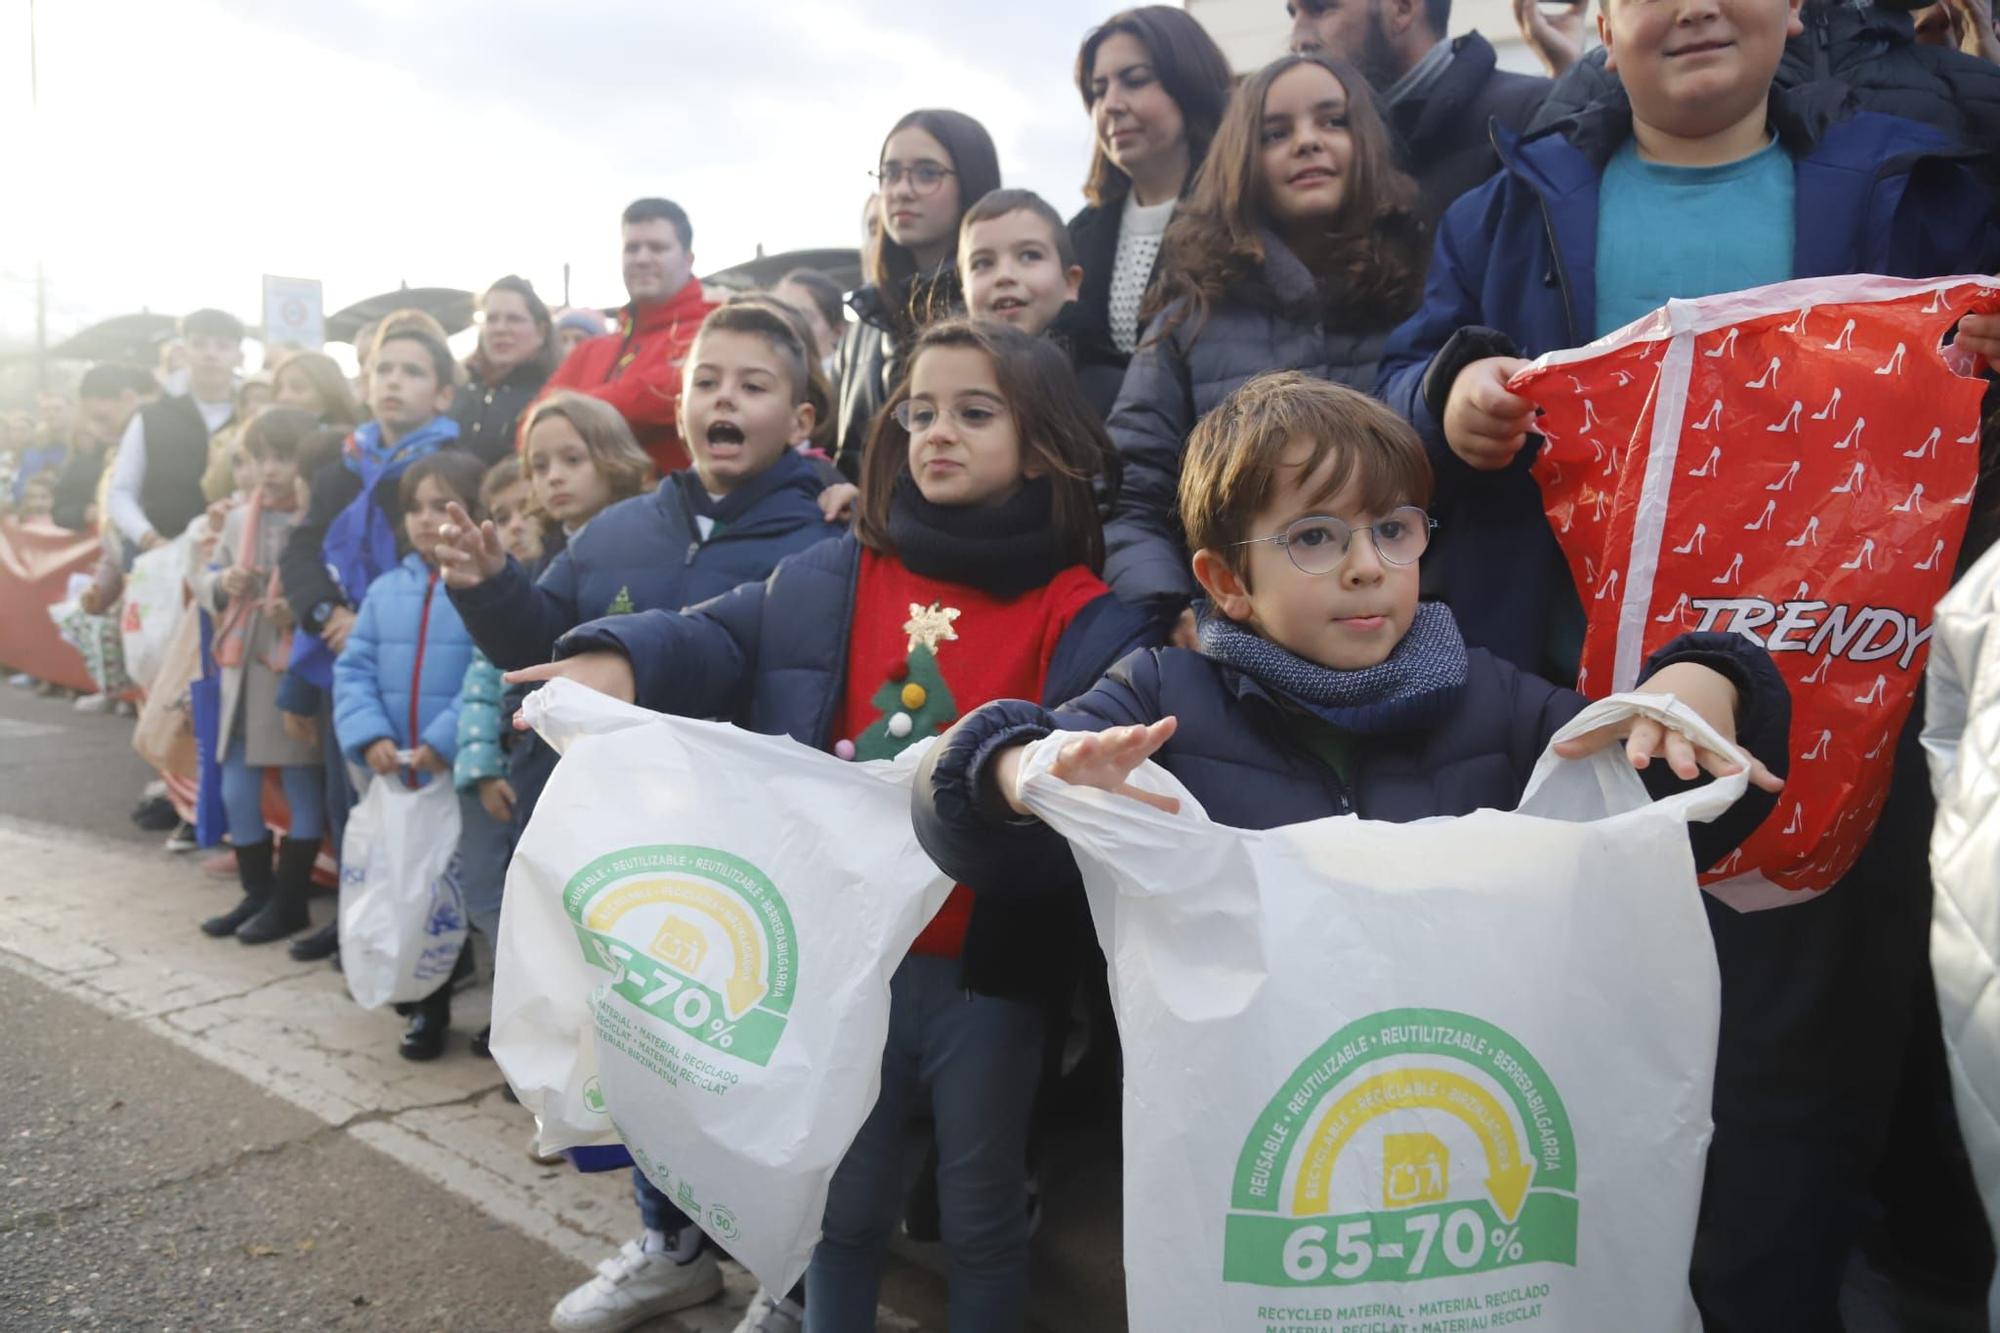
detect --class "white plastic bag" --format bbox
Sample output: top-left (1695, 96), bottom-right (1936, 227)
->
top-left (1015, 694), bottom-right (1748, 1333)
top-left (338, 776), bottom-right (466, 1010)
top-left (119, 532), bottom-right (192, 689)
top-left (492, 679), bottom-right (952, 1296)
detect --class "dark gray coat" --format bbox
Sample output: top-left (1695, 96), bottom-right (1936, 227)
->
top-left (1101, 232), bottom-right (1394, 611)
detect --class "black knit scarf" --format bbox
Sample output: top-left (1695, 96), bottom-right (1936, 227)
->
top-left (886, 471), bottom-right (1069, 599)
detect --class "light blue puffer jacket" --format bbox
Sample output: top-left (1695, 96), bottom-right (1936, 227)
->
top-left (333, 552), bottom-right (477, 772)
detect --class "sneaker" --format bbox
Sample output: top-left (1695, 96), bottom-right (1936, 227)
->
top-left (164, 822), bottom-right (198, 853)
top-left (8, 673), bottom-right (35, 689)
top-left (549, 1239), bottom-right (723, 1331)
top-left (72, 692), bottom-right (112, 714)
top-left (730, 1289), bottom-right (804, 1333)
top-left (131, 795), bottom-right (178, 831)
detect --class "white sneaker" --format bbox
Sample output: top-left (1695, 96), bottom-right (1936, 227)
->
top-left (8, 672), bottom-right (35, 688)
top-left (549, 1238), bottom-right (723, 1332)
top-left (72, 692), bottom-right (112, 714)
top-left (730, 1289), bottom-right (804, 1333)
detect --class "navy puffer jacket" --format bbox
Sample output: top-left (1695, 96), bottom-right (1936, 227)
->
top-left (1102, 230), bottom-right (1401, 613)
top-left (449, 448), bottom-right (838, 672)
top-left (555, 534), bottom-right (1158, 999)
top-left (913, 631), bottom-right (1788, 899)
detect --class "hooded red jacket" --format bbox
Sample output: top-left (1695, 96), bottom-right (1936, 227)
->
top-left (542, 280), bottom-right (717, 474)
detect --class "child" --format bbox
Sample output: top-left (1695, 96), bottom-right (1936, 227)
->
top-left (331, 450), bottom-right (486, 1060)
top-left (833, 109), bottom-right (1002, 478)
top-left (512, 318), bottom-right (1154, 1333)
top-left (960, 189), bottom-right (1085, 340)
top-left (190, 408), bottom-right (327, 943)
top-left (915, 373), bottom-right (1794, 1324)
top-left (451, 455), bottom-right (545, 1057)
top-left (280, 329), bottom-right (460, 961)
top-left (1103, 53), bottom-right (1430, 643)
top-left (269, 350), bottom-right (364, 431)
top-left (437, 301), bottom-right (842, 1333)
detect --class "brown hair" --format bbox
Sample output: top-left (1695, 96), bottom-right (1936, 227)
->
top-left (271, 350), bottom-right (363, 428)
top-left (479, 454), bottom-right (526, 506)
top-left (695, 295), bottom-right (834, 454)
top-left (469, 275), bottom-right (560, 383)
top-left (240, 406), bottom-right (320, 463)
top-left (517, 391), bottom-right (655, 512)
top-left (1077, 7), bottom-right (1237, 209)
top-left (1146, 54), bottom-right (1427, 343)
top-left (855, 318), bottom-right (1116, 572)
top-left (398, 451), bottom-right (489, 521)
top-left (958, 188), bottom-right (1078, 268)
top-left (866, 109), bottom-right (1002, 334)
top-left (1180, 372), bottom-right (1431, 575)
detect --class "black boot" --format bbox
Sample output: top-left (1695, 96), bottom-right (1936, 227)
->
top-left (200, 841), bottom-right (274, 937)
top-left (399, 988), bottom-right (450, 1061)
top-left (289, 920), bottom-right (339, 962)
top-left (237, 836), bottom-right (317, 945)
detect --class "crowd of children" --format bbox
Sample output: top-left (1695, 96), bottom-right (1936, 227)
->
top-left (4, 1), bottom-right (2000, 1331)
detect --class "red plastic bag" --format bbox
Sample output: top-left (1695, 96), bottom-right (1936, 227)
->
top-left (1511, 275), bottom-right (1999, 911)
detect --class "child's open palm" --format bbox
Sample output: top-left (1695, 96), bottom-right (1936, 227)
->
top-left (435, 501), bottom-right (508, 590)
top-left (1001, 718), bottom-right (1183, 815)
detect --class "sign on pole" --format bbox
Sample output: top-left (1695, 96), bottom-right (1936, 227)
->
top-left (261, 275), bottom-right (325, 352)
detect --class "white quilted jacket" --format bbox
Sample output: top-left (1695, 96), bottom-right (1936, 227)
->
top-left (1922, 539), bottom-right (2000, 1331)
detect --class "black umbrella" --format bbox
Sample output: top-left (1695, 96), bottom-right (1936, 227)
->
top-left (325, 287), bottom-right (476, 344)
top-left (47, 312), bottom-right (181, 364)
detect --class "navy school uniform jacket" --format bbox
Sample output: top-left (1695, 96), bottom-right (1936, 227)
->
top-left (912, 631), bottom-right (1788, 901)
top-left (555, 533), bottom-right (1157, 999)
top-left (1374, 83), bottom-right (2000, 676)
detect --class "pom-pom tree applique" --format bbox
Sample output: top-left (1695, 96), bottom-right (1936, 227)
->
top-left (852, 601), bottom-right (962, 761)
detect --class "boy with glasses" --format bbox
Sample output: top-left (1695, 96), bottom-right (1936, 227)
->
top-left (915, 370), bottom-right (1786, 946)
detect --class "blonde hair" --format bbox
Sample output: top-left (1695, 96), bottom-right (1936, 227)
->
top-left (518, 392), bottom-right (655, 521)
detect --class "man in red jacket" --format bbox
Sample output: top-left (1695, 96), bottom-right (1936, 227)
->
top-left (543, 197), bottom-right (717, 474)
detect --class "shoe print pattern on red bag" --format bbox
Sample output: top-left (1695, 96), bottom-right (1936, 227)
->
top-left (1511, 275), bottom-right (2000, 911)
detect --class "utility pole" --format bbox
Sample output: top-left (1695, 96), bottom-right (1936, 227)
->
top-left (562, 262), bottom-right (571, 307)
top-left (31, 0), bottom-right (47, 390)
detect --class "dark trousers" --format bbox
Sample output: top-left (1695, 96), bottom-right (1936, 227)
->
top-left (1692, 722), bottom-right (1937, 1331)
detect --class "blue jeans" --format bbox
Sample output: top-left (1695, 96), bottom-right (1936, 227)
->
top-left (804, 955), bottom-right (1044, 1333)
top-left (455, 789), bottom-right (513, 941)
top-left (219, 736), bottom-right (324, 845)
top-left (633, 1168), bottom-right (694, 1237)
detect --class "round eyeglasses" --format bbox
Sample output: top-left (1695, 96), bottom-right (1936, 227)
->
top-left (891, 399), bottom-right (1006, 434)
top-left (1229, 507), bottom-right (1436, 575)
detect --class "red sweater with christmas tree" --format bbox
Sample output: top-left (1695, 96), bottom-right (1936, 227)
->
top-left (832, 547), bottom-right (1109, 956)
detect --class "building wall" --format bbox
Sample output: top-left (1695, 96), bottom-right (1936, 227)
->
top-left (1184, 0), bottom-right (1556, 76)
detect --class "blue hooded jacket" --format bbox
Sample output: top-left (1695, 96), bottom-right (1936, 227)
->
top-left (1376, 84), bottom-right (2000, 677)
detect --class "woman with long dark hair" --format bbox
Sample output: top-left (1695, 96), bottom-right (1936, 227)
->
top-left (1103, 53), bottom-right (1430, 634)
top-left (1064, 6), bottom-right (1235, 413)
top-left (829, 108), bottom-right (1001, 478)
top-left (454, 274), bottom-right (558, 464)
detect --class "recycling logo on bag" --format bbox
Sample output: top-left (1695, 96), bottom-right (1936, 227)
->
top-left (562, 844), bottom-right (799, 1067)
top-left (1224, 1009), bottom-right (1576, 1297)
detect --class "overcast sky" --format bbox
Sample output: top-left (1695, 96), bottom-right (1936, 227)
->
top-left (1, 0), bottom-right (1159, 349)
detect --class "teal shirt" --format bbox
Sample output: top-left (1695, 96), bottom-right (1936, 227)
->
top-left (1594, 136), bottom-right (1795, 338)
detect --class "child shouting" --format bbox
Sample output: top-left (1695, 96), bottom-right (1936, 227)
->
top-left (439, 300), bottom-right (845, 1332)
top-left (331, 451), bottom-right (487, 1061)
top-left (512, 318), bottom-right (1153, 1333)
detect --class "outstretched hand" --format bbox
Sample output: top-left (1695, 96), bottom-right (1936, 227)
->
top-left (994, 718), bottom-right (1182, 816)
top-left (435, 500), bottom-right (508, 590)
top-left (1553, 662), bottom-right (1784, 793)
top-left (503, 651), bottom-right (637, 728)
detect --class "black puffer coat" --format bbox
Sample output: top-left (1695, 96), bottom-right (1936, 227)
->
top-left (1391, 31), bottom-right (1550, 221)
top-left (1101, 231), bottom-right (1402, 612)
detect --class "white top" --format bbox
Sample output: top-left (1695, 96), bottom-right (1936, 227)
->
top-left (1109, 192), bottom-right (1178, 355)
top-left (106, 394), bottom-right (234, 545)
